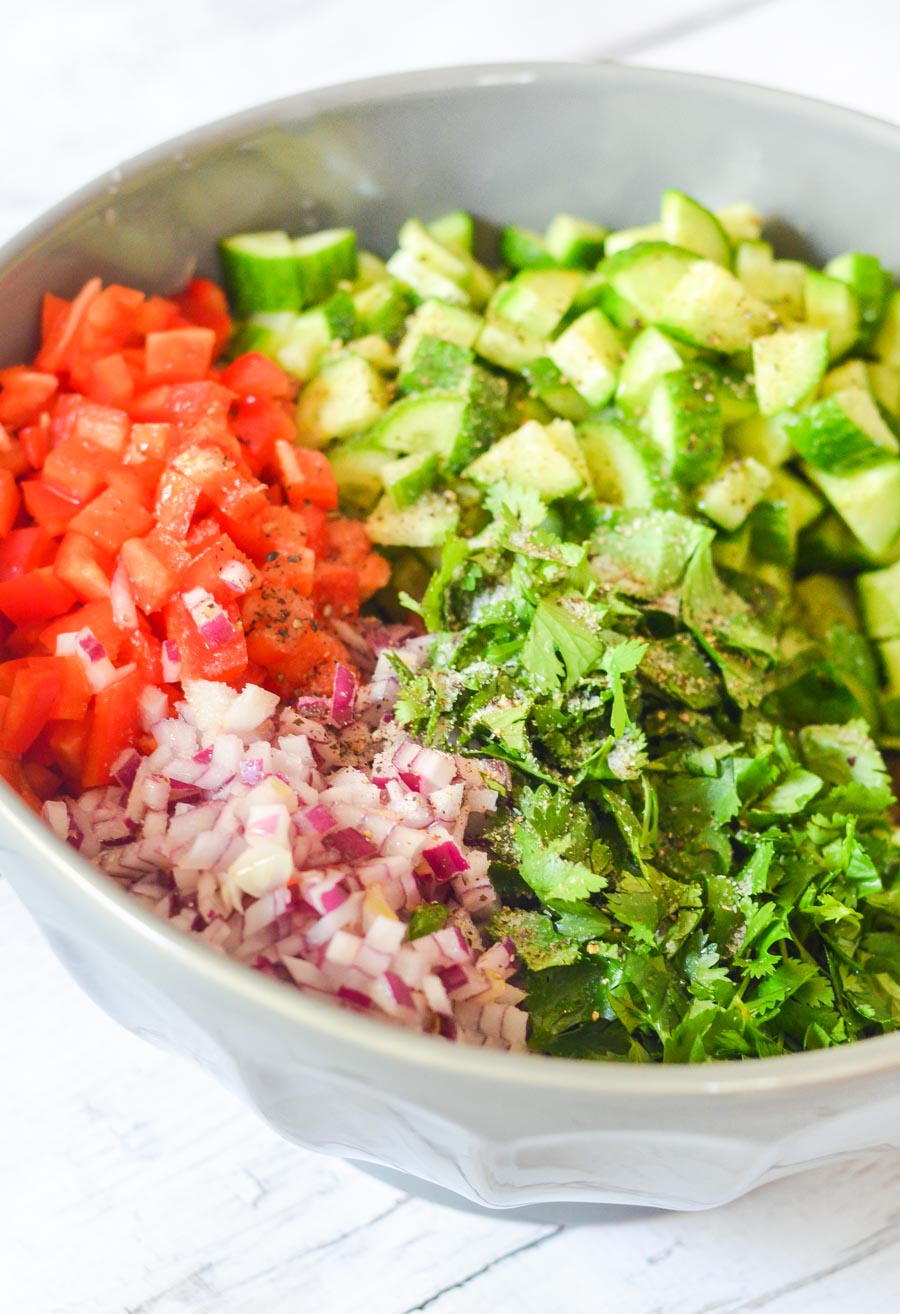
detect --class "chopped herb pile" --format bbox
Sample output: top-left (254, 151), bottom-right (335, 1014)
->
top-left (394, 490), bottom-right (900, 1061)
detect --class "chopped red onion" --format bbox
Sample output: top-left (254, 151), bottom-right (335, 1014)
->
top-left (162, 640), bottom-right (182, 683)
top-left (330, 663), bottom-right (357, 728)
top-left (110, 560), bottom-right (138, 630)
top-left (423, 840), bottom-right (470, 882)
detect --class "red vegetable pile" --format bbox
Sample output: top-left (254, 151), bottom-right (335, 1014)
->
top-left (0, 277), bottom-right (390, 808)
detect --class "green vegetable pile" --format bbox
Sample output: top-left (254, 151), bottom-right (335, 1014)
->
top-left (221, 190), bottom-right (900, 1062)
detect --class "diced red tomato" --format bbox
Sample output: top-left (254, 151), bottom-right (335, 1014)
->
top-left (273, 440), bottom-right (338, 511)
top-left (129, 380), bottom-right (234, 426)
top-left (0, 660), bottom-right (64, 753)
top-left (232, 396), bottom-right (296, 472)
top-left (0, 527), bottom-right (55, 582)
top-left (154, 467), bottom-right (201, 537)
top-left (21, 481), bottom-right (83, 536)
top-left (220, 351), bottom-right (294, 401)
top-left (67, 484), bottom-right (154, 554)
top-left (35, 277), bottom-right (102, 373)
top-left (179, 532), bottom-right (256, 604)
top-left (0, 367), bottom-right (59, 429)
top-left (173, 278), bottom-right (232, 353)
top-left (86, 352), bottom-right (135, 408)
top-left (81, 667), bottom-right (146, 788)
top-left (0, 470), bottom-right (21, 538)
top-left (120, 533), bottom-right (185, 615)
top-left (165, 593), bottom-right (248, 682)
top-left (41, 436), bottom-right (117, 502)
top-left (53, 532), bottom-right (113, 602)
top-left (145, 327), bottom-right (216, 384)
top-left (0, 567), bottom-right (78, 627)
top-left (39, 599), bottom-right (125, 662)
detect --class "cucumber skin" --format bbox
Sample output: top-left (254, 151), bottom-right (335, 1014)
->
top-left (785, 398), bottom-right (893, 475)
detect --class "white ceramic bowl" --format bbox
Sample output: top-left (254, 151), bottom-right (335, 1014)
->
top-left (5, 63), bottom-right (900, 1213)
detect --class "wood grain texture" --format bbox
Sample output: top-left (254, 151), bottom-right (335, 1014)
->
top-left (3, 2), bottom-right (900, 1310)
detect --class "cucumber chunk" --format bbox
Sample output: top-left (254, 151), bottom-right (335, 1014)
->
top-left (659, 261), bottom-right (776, 353)
top-left (824, 251), bottom-right (890, 345)
top-left (366, 490), bottom-right (459, 547)
top-left (428, 210), bottom-right (474, 253)
top-left (873, 290), bottom-right (900, 368)
top-left (579, 421), bottom-right (675, 509)
top-left (219, 231), bottom-right (300, 316)
top-left (328, 435), bottom-right (395, 514)
top-left (646, 369), bottom-right (724, 486)
top-left (521, 357), bottom-right (591, 422)
top-left (381, 451), bottom-right (441, 509)
top-left (857, 559), bottom-right (900, 640)
top-left (616, 327), bottom-right (687, 414)
top-left (544, 214), bottom-right (607, 268)
top-left (751, 326), bottom-right (829, 415)
top-left (500, 225), bottom-right (556, 271)
top-left (794, 574), bottom-right (862, 637)
top-left (805, 459), bottom-right (900, 557)
top-left (295, 353), bottom-right (389, 446)
top-left (373, 393), bottom-right (468, 464)
top-left (661, 190), bottom-right (731, 266)
top-left (804, 270), bottom-right (860, 360)
top-left (696, 457), bottom-right (772, 531)
top-left (489, 270), bottom-right (583, 339)
top-left (354, 280), bottom-right (414, 343)
top-left (546, 308), bottom-right (622, 408)
top-left (398, 337), bottom-right (472, 394)
top-left (715, 202), bottom-right (763, 244)
top-left (785, 389), bottom-right (897, 473)
top-left (292, 228), bottom-right (358, 306)
top-left (597, 242), bottom-right (698, 328)
top-left (727, 411), bottom-right (794, 467)
top-left (735, 241), bottom-right (806, 321)
top-left (397, 299), bottom-right (482, 366)
top-left (465, 419), bottom-right (585, 499)
top-left (603, 222), bottom-right (664, 256)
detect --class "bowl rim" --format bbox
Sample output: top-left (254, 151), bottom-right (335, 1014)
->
top-left (5, 57), bottom-right (900, 1099)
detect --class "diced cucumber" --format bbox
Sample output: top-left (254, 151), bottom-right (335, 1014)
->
top-left (328, 435), bottom-right (395, 514)
top-left (873, 290), bottom-right (900, 368)
top-left (794, 574), bottom-right (861, 637)
top-left (386, 249), bottom-right (471, 306)
top-left (804, 458), bottom-right (900, 557)
top-left (659, 261), bottom-right (775, 353)
top-left (646, 369), bottom-right (724, 486)
top-left (465, 419), bottom-right (585, 499)
top-left (715, 203), bottom-right (762, 244)
top-left (596, 242), bottom-right (698, 327)
top-left (354, 280), bottom-right (414, 343)
top-left (474, 318), bottom-right (544, 372)
top-left (263, 309), bottom-right (335, 380)
top-left (735, 240), bottom-right (806, 320)
top-left (544, 214), bottom-right (607, 268)
top-left (546, 308), bottom-right (622, 408)
top-left (751, 326), bottom-right (828, 416)
top-left (879, 638), bottom-right (900, 693)
top-left (616, 327), bottom-right (686, 414)
top-left (372, 393), bottom-right (468, 465)
top-left (798, 511), bottom-right (900, 574)
top-left (857, 559), bottom-right (900, 640)
top-left (489, 270), bottom-right (583, 339)
top-left (713, 524), bottom-right (751, 572)
top-left (381, 451), bottom-right (441, 509)
top-left (219, 231), bottom-right (300, 316)
top-left (347, 335), bottom-right (396, 373)
top-left (726, 411), bottom-right (794, 466)
top-left (578, 420), bottom-right (674, 509)
top-left (804, 270), bottom-right (860, 360)
top-left (785, 388), bottom-right (897, 474)
top-left (292, 228), bottom-right (358, 306)
top-left (354, 251), bottom-right (390, 287)
top-left (661, 190), bottom-right (731, 266)
top-left (521, 357), bottom-right (591, 422)
top-left (398, 337), bottom-right (472, 394)
top-left (603, 222), bottom-right (664, 256)
top-left (696, 457), bottom-right (772, 531)
top-left (868, 363), bottom-right (900, 417)
top-left (295, 353), bottom-right (389, 446)
top-left (821, 360), bottom-right (870, 397)
top-left (747, 499), bottom-right (793, 564)
top-left (688, 362), bottom-right (756, 425)
top-left (824, 251), bottom-right (890, 345)
top-left (397, 299), bottom-right (482, 367)
top-left (768, 466), bottom-right (826, 533)
top-left (428, 210), bottom-right (474, 253)
top-left (499, 225), bottom-right (556, 271)
top-left (366, 490), bottom-right (459, 547)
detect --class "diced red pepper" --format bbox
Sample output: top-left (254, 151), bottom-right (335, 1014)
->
top-left (0, 661), bottom-right (64, 754)
top-left (0, 367), bottom-right (59, 428)
top-left (0, 567), bottom-right (78, 627)
top-left (0, 527), bottom-right (56, 582)
top-left (0, 469), bottom-right (22, 537)
top-left (21, 481), bottom-right (84, 536)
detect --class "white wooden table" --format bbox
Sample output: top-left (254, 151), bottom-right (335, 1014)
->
top-left (3, 3), bottom-right (900, 1309)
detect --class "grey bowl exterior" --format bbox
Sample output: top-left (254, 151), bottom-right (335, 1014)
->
top-left (4, 63), bottom-right (900, 1211)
